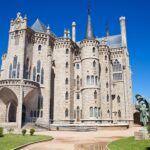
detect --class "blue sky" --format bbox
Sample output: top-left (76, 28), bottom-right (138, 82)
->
top-left (0, 0), bottom-right (149, 102)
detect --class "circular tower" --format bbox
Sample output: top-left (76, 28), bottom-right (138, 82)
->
top-left (80, 5), bottom-right (100, 123)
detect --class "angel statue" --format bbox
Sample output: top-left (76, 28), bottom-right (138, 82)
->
top-left (135, 94), bottom-right (150, 126)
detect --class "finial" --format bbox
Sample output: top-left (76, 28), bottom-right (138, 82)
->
top-left (88, 0), bottom-right (90, 15)
top-left (47, 24), bottom-right (50, 30)
top-left (17, 12), bottom-right (21, 18)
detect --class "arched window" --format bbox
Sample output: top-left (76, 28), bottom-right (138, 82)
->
top-left (38, 45), bottom-right (42, 51)
top-left (65, 78), bottom-right (68, 85)
top-left (118, 110), bottom-right (121, 118)
top-left (33, 67), bottom-right (36, 81)
top-left (91, 76), bottom-right (94, 85)
top-left (87, 76), bottom-right (90, 85)
top-left (17, 63), bottom-right (20, 78)
top-left (93, 61), bottom-right (96, 67)
top-left (66, 62), bottom-right (68, 68)
top-left (37, 74), bottom-right (40, 82)
top-left (105, 55), bottom-right (107, 60)
top-left (113, 60), bottom-right (122, 72)
top-left (66, 49), bottom-right (69, 54)
top-left (13, 56), bottom-right (17, 69)
top-left (98, 108), bottom-right (100, 117)
top-left (90, 107), bottom-right (93, 117)
top-left (105, 67), bottom-right (108, 73)
top-left (94, 91), bottom-right (97, 99)
top-left (41, 68), bottom-right (44, 84)
top-left (65, 92), bottom-right (68, 100)
top-left (106, 82), bottom-right (109, 88)
top-left (12, 70), bottom-right (16, 78)
top-left (38, 96), bottom-right (40, 109)
top-left (65, 108), bottom-right (68, 117)
top-left (37, 60), bottom-right (41, 73)
top-left (9, 64), bottom-right (12, 78)
top-left (93, 47), bottom-right (95, 53)
top-left (117, 96), bottom-right (120, 103)
top-left (107, 110), bottom-right (110, 117)
top-left (76, 64), bottom-right (79, 69)
top-left (95, 76), bottom-right (98, 85)
top-left (77, 93), bottom-right (80, 99)
top-left (77, 75), bottom-right (79, 90)
top-left (107, 94), bottom-right (109, 102)
top-left (94, 107), bottom-right (98, 117)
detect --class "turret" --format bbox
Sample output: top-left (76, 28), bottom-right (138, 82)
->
top-left (72, 22), bottom-right (76, 42)
top-left (120, 16), bottom-right (127, 47)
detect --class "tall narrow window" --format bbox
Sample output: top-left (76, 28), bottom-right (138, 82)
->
top-left (37, 60), bottom-right (41, 73)
top-left (95, 76), bottom-right (98, 85)
top-left (93, 61), bottom-right (96, 67)
top-left (13, 56), bottom-right (17, 69)
top-left (17, 63), bottom-right (20, 78)
top-left (91, 76), bottom-right (94, 85)
top-left (38, 45), bottom-right (42, 51)
top-left (107, 94), bottom-right (109, 102)
top-left (38, 96), bottom-right (40, 109)
top-left (107, 110), bottom-right (110, 118)
top-left (113, 60), bottom-right (122, 81)
top-left (106, 82), bottom-right (109, 88)
top-left (105, 67), bottom-right (108, 73)
top-left (76, 64), bottom-right (79, 69)
top-left (94, 107), bottom-right (98, 118)
top-left (118, 110), bottom-right (121, 118)
top-left (98, 108), bottom-right (100, 117)
top-left (65, 92), bottom-right (68, 100)
top-left (65, 108), bottom-right (68, 117)
top-left (37, 74), bottom-right (40, 82)
top-left (66, 49), bottom-right (69, 54)
top-left (41, 68), bottom-right (44, 84)
top-left (77, 93), bottom-right (80, 99)
top-left (93, 47), bottom-right (95, 53)
top-left (12, 70), bottom-right (16, 78)
top-left (77, 75), bottom-right (79, 90)
top-left (90, 107), bottom-right (93, 117)
top-left (9, 64), bottom-right (12, 78)
top-left (33, 67), bottom-right (36, 81)
top-left (66, 62), bottom-right (68, 68)
top-left (117, 96), bottom-right (120, 103)
top-left (40, 96), bottom-right (43, 109)
top-left (87, 76), bottom-right (90, 85)
top-left (65, 78), bottom-right (68, 85)
top-left (94, 91), bottom-right (97, 99)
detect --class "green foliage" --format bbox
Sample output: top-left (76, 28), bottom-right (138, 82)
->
top-left (147, 125), bottom-right (150, 133)
top-left (0, 127), bottom-right (4, 137)
top-left (108, 136), bottom-right (150, 150)
top-left (22, 129), bottom-right (27, 136)
top-left (30, 128), bottom-right (35, 136)
top-left (7, 128), bottom-right (14, 134)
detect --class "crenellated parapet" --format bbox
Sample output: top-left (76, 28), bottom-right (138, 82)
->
top-left (80, 39), bottom-right (99, 48)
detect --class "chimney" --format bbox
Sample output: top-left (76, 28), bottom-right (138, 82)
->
top-left (120, 16), bottom-right (127, 47)
top-left (72, 22), bottom-right (76, 42)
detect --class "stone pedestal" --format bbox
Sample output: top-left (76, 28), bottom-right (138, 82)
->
top-left (134, 127), bottom-right (149, 140)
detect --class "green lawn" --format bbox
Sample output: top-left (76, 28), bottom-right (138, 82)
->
top-left (108, 137), bottom-right (150, 150)
top-left (0, 134), bottom-right (52, 150)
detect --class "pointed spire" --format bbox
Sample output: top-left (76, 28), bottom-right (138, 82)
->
top-left (85, 0), bottom-right (95, 40)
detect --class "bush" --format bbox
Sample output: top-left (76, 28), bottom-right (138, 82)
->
top-left (147, 125), bottom-right (150, 133)
top-left (30, 128), bottom-right (35, 136)
top-left (22, 129), bottom-right (27, 136)
top-left (0, 127), bottom-right (4, 137)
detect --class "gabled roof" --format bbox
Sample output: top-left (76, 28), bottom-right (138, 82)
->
top-left (97, 35), bottom-right (122, 48)
top-left (31, 19), bottom-right (47, 33)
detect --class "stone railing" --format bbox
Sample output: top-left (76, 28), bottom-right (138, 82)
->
top-left (0, 79), bottom-right (40, 89)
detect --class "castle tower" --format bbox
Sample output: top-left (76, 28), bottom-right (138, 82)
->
top-left (80, 0), bottom-right (100, 122)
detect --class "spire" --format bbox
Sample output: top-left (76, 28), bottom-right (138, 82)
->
top-left (85, 0), bottom-right (95, 40)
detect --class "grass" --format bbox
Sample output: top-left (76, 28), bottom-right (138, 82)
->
top-left (108, 137), bottom-right (150, 150)
top-left (0, 134), bottom-right (52, 150)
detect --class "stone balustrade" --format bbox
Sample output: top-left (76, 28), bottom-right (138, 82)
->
top-left (0, 79), bottom-right (40, 89)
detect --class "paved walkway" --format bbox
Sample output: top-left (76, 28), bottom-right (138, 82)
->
top-left (20, 127), bottom-right (141, 150)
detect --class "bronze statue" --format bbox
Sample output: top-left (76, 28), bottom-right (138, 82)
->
top-left (135, 94), bottom-right (150, 126)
